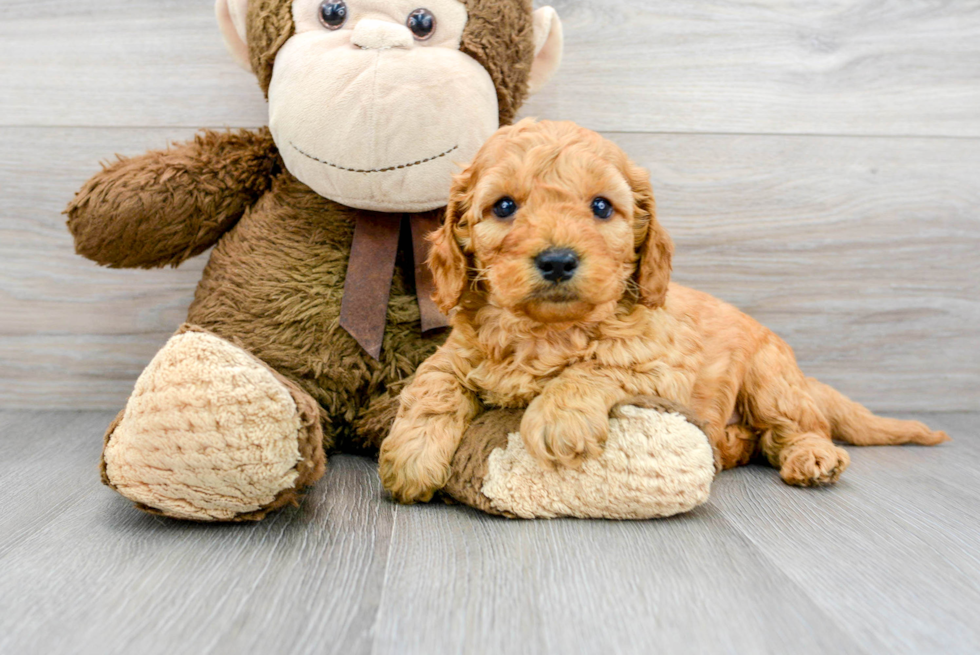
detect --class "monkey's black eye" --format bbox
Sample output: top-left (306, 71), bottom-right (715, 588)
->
top-left (492, 197), bottom-right (518, 219)
top-left (319, 1), bottom-right (348, 30)
top-left (407, 8), bottom-right (437, 40)
top-left (592, 197), bottom-right (615, 220)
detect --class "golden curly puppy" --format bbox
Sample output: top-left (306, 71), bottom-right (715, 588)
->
top-left (379, 119), bottom-right (949, 504)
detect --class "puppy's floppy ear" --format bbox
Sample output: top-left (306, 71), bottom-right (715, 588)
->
top-left (629, 164), bottom-right (673, 308)
top-left (428, 170), bottom-right (474, 314)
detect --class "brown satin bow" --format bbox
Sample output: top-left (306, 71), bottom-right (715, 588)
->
top-left (339, 211), bottom-right (450, 360)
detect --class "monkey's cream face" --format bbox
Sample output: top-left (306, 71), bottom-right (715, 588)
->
top-left (269, 0), bottom-right (500, 212)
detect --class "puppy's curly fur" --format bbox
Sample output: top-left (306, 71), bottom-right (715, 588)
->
top-left (379, 119), bottom-right (949, 504)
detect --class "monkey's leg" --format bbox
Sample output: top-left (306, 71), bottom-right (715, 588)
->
top-left (100, 325), bottom-right (327, 522)
top-left (440, 397), bottom-right (715, 520)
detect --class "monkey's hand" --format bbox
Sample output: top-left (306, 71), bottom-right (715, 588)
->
top-left (66, 128), bottom-right (278, 269)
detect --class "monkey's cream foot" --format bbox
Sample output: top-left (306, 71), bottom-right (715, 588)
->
top-left (444, 398), bottom-right (715, 520)
top-left (101, 327), bottom-right (326, 521)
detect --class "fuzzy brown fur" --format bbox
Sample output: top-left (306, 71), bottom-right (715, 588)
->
top-left (187, 172), bottom-right (443, 452)
top-left (67, 129), bottom-right (280, 269)
top-left (71, 154), bottom-right (443, 455)
top-left (66, 0), bottom-right (542, 520)
top-left (457, 0), bottom-right (536, 126)
top-left (247, 0), bottom-right (295, 95)
top-left (378, 120), bottom-right (950, 504)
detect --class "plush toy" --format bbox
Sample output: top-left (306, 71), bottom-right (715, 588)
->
top-left (66, 0), bottom-right (715, 522)
top-left (442, 398), bottom-right (714, 519)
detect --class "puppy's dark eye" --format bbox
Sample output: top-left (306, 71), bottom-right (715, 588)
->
top-left (592, 197), bottom-right (614, 220)
top-left (407, 8), bottom-right (437, 40)
top-left (319, 1), bottom-right (348, 29)
top-left (492, 197), bottom-right (518, 219)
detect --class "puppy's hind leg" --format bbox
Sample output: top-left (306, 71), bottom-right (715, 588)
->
top-left (744, 336), bottom-right (850, 487)
top-left (691, 380), bottom-right (757, 473)
top-left (716, 423), bottom-right (759, 471)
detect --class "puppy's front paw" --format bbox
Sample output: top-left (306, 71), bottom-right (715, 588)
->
top-left (379, 424), bottom-right (454, 504)
top-left (520, 397), bottom-right (608, 468)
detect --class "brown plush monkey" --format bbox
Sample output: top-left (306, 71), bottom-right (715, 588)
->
top-left (66, 0), bottom-right (563, 521)
top-left (66, 0), bottom-right (714, 521)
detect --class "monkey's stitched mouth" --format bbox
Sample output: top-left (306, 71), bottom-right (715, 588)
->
top-left (290, 142), bottom-right (459, 174)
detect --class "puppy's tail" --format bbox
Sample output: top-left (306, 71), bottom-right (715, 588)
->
top-left (807, 378), bottom-right (950, 446)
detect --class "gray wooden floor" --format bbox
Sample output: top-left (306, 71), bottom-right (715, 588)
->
top-left (0, 411), bottom-right (977, 655)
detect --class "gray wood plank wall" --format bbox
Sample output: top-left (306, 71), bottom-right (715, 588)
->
top-left (1, 0), bottom-right (978, 411)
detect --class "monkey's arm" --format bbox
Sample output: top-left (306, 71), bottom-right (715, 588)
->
top-left (66, 128), bottom-right (279, 269)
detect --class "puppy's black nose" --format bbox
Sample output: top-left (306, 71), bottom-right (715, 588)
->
top-left (535, 248), bottom-right (579, 284)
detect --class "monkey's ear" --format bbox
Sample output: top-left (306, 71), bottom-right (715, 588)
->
top-left (216, 0), bottom-right (252, 72)
top-left (428, 172), bottom-right (474, 314)
top-left (528, 7), bottom-right (564, 95)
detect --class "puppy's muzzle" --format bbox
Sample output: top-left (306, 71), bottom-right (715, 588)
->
top-left (535, 248), bottom-right (579, 284)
